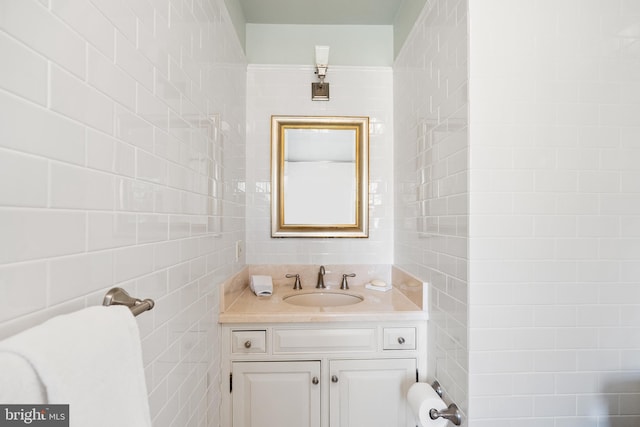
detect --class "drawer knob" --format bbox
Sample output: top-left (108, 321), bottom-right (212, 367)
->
top-left (244, 340), bottom-right (252, 348)
top-left (312, 377), bottom-right (319, 385)
top-left (331, 375), bottom-right (339, 383)
top-left (398, 337), bottom-right (405, 344)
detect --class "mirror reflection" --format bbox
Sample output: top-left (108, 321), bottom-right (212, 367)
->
top-left (271, 116), bottom-right (369, 237)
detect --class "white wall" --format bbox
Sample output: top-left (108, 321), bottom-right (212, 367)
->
top-left (468, 0), bottom-right (640, 426)
top-left (0, 1), bottom-right (246, 426)
top-left (394, 0), bottom-right (470, 420)
top-left (246, 24), bottom-right (393, 66)
top-left (245, 64), bottom-right (394, 265)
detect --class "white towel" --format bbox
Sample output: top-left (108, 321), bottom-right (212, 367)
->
top-left (250, 275), bottom-right (273, 296)
top-left (365, 283), bottom-right (393, 292)
top-left (0, 306), bottom-right (152, 427)
top-left (0, 352), bottom-right (46, 403)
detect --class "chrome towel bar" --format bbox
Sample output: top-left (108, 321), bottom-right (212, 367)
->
top-left (103, 287), bottom-right (155, 317)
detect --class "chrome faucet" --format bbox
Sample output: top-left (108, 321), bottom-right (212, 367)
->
top-left (286, 273), bottom-right (302, 290)
top-left (316, 265), bottom-right (326, 288)
top-left (340, 273), bottom-right (356, 290)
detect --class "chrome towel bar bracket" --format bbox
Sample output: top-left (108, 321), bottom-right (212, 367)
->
top-left (103, 287), bottom-right (155, 317)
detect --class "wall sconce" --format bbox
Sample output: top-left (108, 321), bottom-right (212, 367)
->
top-left (312, 45), bottom-right (330, 101)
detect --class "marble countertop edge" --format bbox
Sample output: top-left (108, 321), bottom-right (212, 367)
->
top-left (218, 283), bottom-right (428, 324)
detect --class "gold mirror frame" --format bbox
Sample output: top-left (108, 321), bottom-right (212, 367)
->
top-left (271, 115), bottom-right (369, 238)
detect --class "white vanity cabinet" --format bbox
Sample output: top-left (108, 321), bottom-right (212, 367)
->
top-left (328, 358), bottom-right (416, 427)
top-left (232, 361), bottom-right (321, 427)
top-left (221, 322), bottom-right (426, 427)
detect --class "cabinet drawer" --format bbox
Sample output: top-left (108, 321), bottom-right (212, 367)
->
top-left (274, 328), bottom-right (376, 353)
top-left (232, 330), bottom-right (266, 354)
top-left (383, 327), bottom-right (416, 350)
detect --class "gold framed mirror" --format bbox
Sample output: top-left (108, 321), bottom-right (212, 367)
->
top-left (271, 115), bottom-right (369, 238)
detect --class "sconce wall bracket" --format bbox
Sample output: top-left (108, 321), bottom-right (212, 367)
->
top-left (311, 82), bottom-right (330, 101)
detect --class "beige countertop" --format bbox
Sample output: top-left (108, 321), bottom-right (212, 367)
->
top-left (219, 283), bottom-right (428, 323)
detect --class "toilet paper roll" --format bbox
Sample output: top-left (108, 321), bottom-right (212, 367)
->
top-left (407, 382), bottom-right (448, 427)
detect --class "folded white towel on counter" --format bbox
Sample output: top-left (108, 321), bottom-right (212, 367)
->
top-left (250, 275), bottom-right (273, 296)
top-left (0, 306), bottom-right (152, 427)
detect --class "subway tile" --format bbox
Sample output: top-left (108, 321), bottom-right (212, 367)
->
top-left (86, 129), bottom-right (136, 177)
top-left (0, 91), bottom-right (85, 164)
top-left (127, 0), bottom-right (154, 30)
top-left (0, 1), bottom-right (244, 427)
top-left (136, 150), bottom-right (167, 184)
top-left (114, 105), bottom-right (154, 152)
top-left (0, 149), bottom-right (48, 207)
top-left (113, 244), bottom-right (155, 282)
top-left (137, 85), bottom-right (169, 130)
top-left (575, 261), bottom-right (620, 282)
top-left (621, 172), bottom-right (640, 192)
top-left (50, 163), bottom-right (115, 210)
top-left (169, 215), bottom-right (191, 239)
top-left (154, 187), bottom-right (182, 214)
top-left (470, 395), bottom-right (533, 419)
top-left (599, 328), bottom-right (640, 349)
top-left (576, 350), bottom-right (621, 371)
top-left (0, 262), bottom-right (47, 322)
top-left (155, 74), bottom-right (182, 113)
top-left (51, 0), bottom-right (114, 59)
top-left (168, 263), bottom-right (190, 292)
top-left (533, 350), bottom-right (577, 373)
top-left (88, 0), bottom-right (136, 43)
top-left (0, 209), bottom-right (85, 263)
top-left (114, 177), bottom-right (156, 212)
top-left (115, 32), bottom-right (154, 92)
top-left (534, 170), bottom-right (578, 192)
top-left (556, 373), bottom-right (599, 394)
top-left (533, 216), bottom-right (577, 238)
top-left (533, 395), bottom-right (577, 417)
top-left (135, 270), bottom-right (168, 302)
top-left (137, 214), bottom-right (169, 243)
top-left (0, 0), bottom-right (85, 77)
top-left (555, 327), bottom-right (599, 350)
top-left (87, 47), bottom-right (136, 109)
top-left (470, 351), bottom-right (533, 374)
top-left (578, 171), bottom-right (620, 193)
top-left (87, 212), bottom-right (136, 250)
top-left (512, 373), bottom-right (556, 395)
top-left (0, 31), bottom-right (48, 105)
top-left (154, 240), bottom-right (181, 270)
top-left (50, 65), bottom-right (114, 133)
top-left (48, 251), bottom-right (114, 305)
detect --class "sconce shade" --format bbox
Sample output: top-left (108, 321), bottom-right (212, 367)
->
top-left (315, 45), bottom-right (330, 67)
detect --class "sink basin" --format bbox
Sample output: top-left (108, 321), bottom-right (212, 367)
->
top-left (283, 292), bottom-right (364, 307)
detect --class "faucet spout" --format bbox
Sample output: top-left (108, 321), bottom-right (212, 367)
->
top-left (316, 265), bottom-right (326, 289)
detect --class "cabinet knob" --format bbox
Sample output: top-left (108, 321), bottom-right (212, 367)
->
top-left (244, 340), bottom-right (252, 348)
top-left (312, 377), bottom-right (319, 385)
top-left (331, 375), bottom-right (339, 383)
top-left (398, 337), bottom-right (405, 344)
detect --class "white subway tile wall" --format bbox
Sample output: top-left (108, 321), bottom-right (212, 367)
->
top-left (0, 1), bottom-right (246, 427)
top-left (245, 65), bottom-right (394, 265)
top-left (468, 0), bottom-right (640, 426)
top-left (394, 0), bottom-right (470, 421)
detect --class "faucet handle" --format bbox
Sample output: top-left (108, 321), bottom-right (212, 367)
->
top-left (340, 273), bottom-right (356, 290)
top-left (286, 274), bottom-right (302, 290)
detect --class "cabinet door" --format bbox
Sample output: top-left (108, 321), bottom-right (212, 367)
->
top-left (329, 359), bottom-right (416, 427)
top-left (232, 361), bottom-right (321, 427)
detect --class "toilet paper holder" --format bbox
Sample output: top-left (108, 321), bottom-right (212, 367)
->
top-left (429, 381), bottom-right (462, 426)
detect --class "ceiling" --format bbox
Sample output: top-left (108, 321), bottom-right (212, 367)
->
top-left (238, 0), bottom-right (405, 25)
